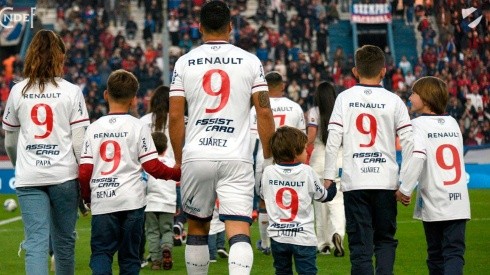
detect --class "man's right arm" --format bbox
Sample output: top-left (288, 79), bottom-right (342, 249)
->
top-left (252, 91), bottom-right (275, 159)
top-left (169, 96), bottom-right (186, 166)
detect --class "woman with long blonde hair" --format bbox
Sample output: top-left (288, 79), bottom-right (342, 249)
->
top-left (2, 30), bottom-right (90, 275)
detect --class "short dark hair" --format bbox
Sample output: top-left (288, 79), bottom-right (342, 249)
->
top-left (151, 132), bottom-right (168, 154)
top-left (412, 76), bottom-right (449, 115)
top-left (107, 69), bottom-right (139, 103)
top-left (270, 126), bottom-right (307, 163)
top-left (200, 0), bottom-right (231, 33)
top-left (265, 71), bottom-right (283, 88)
top-left (355, 45), bottom-right (385, 79)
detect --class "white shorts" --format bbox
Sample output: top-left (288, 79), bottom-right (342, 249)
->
top-left (181, 160), bottom-right (255, 223)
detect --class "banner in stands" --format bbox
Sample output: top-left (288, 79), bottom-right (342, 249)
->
top-left (0, 7), bottom-right (35, 46)
top-left (351, 3), bottom-right (392, 24)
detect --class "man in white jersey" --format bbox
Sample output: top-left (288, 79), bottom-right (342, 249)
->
top-left (323, 45), bottom-right (414, 274)
top-left (396, 77), bottom-right (470, 274)
top-left (250, 71), bottom-right (305, 254)
top-left (168, 2), bottom-right (275, 274)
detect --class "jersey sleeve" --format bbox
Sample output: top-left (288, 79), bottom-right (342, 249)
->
top-left (250, 60), bottom-right (268, 94)
top-left (327, 96), bottom-right (343, 131)
top-left (307, 107), bottom-right (318, 128)
top-left (310, 168), bottom-right (328, 202)
top-left (138, 124), bottom-right (159, 163)
top-left (295, 105), bottom-right (306, 133)
top-left (169, 58), bottom-right (185, 97)
top-left (2, 87), bottom-right (20, 131)
top-left (70, 87), bottom-right (90, 130)
top-left (394, 98), bottom-right (412, 135)
top-left (79, 131), bottom-right (94, 165)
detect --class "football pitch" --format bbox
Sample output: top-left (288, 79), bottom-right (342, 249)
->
top-left (0, 190), bottom-right (489, 274)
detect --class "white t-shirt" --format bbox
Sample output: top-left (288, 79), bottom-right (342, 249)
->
top-left (2, 78), bottom-right (90, 187)
top-left (250, 97), bottom-right (306, 171)
top-left (324, 84), bottom-right (412, 191)
top-left (145, 155), bottom-right (177, 213)
top-left (400, 115), bottom-right (471, 221)
top-left (80, 114), bottom-right (158, 215)
top-left (169, 41), bottom-right (268, 163)
top-left (261, 163), bottom-right (329, 247)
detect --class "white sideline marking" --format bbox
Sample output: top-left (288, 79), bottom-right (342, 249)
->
top-left (0, 216), bottom-right (22, 226)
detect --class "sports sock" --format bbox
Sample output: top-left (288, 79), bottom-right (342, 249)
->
top-left (258, 213), bottom-right (270, 248)
top-left (185, 236), bottom-right (209, 275)
top-left (228, 235), bottom-right (253, 275)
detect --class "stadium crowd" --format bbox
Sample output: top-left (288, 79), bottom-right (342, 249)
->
top-left (0, 0), bottom-right (489, 153)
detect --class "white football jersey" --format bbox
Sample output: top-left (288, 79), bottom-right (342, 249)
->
top-left (251, 97), bottom-right (306, 171)
top-left (80, 114), bottom-right (158, 215)
top-left (2, 78), bottom-right (90, 187)
top-left (145, 155), bottom-right (177, 214)
top-left (170, 41), bottom-right (268, 163)
top-left (261, 163), bottom-right (330, 246)
top-left (324, 84), bottom-right (412, 191)
top-left (401, 115), bottom-right (470, 221)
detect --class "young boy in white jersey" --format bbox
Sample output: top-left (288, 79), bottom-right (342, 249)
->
top-left (145, 132), bottom-right (176, 270)
top-left (78, 69), bottom-right (181, 274)
top-left (250, 71), bottom-right (306, 254)
top-left (261, 126), bottom-right (337, 274)
top-left (323, 45), bottom-right (414, 274)
top-left (396, 76), bottom-right (471, 274)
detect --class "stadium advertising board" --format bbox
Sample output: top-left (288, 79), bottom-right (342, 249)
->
top-left (351, 3), bottom-right (392, 24)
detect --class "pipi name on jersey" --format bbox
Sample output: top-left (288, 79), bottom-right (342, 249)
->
top-left (25, 144), bottom-right (60, 155)
top-left (353, 152), bottom-right (386, 163)
top-left (91, 177), bottom-right (120, 187)
top-left (198, 137), bottom-right (228, 147)
top-left (427, 132), bottom-right (459, 138)
top-left (187, 57), bottom-right (243, 66)
top-left (23, 92), bottom-right (61, 99)
top-left (269, 180), bottom-right (305, 187)
top-left (93, 132), bottom-right (128, 139)
top-left (349, 102), bottom-right (386, 109)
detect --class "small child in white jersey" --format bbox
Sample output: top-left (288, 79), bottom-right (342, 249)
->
top-left (396, 76), bottom-right (471, 274)
top-left (260, 126), bottom-right (337, 274)
top-left (145, 132), bottom-right (177, 270)
top-left (79, 69), bottom-right (181, 274)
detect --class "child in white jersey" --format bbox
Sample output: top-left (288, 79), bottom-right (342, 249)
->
top-left (260, 126), bottom-right (337, 274)
top-left (145, 132), bottom-right (177, 270)
top-left (396, 76), bottom-right (471, 274)
top-left (78, 69), bottom-right (181, 274)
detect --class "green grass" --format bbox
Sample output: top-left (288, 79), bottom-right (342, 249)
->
top-left (0, 190), bottom-right (489, 274)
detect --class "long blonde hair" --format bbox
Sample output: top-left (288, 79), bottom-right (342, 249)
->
top-left (22, 29), bottom-right (66, 95)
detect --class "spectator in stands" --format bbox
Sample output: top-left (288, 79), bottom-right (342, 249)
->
top-left (126, 16), bottom-right (138, 40)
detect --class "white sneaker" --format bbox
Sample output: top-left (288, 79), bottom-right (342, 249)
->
top-left (217, 248), bottom-right (229, 258)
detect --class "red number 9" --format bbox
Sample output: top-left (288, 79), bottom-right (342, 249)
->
top-left (100, 140), bottom-right (121, 175)
top-left (31, 104), bottom-right (54, 139)
top-left (436, 144), bottom-right (461, 185)
top-left (276, 187), bottom-right (299, 222)
top-left (203, 69), bottom-right (230, 113)
top-left (356, 113), bottom-right (377, 147)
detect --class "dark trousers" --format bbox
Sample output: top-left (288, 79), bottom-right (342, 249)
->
top-left (423, 219), bottom-right (466, 275)
top-left (90, 207), bottom-right (145, 275)
top-left (344, 190), bottom-right (398, 275)
top-left (271, 238), bottom-right (317, 275)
